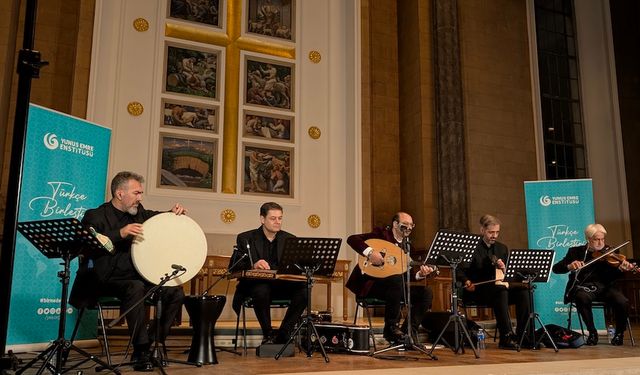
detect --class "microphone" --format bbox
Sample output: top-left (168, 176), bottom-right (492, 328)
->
top-left (171, 264), bottom-right (186, 271)
top-left (245, 240), bottom-right (254, 266)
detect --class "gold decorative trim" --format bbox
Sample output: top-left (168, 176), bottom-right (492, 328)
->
top-left (308, 50), bottom-right (321, 63)
top-left (308, 126), bottom-right (321, 140)
top-left (127, 102), bottom-right (144, 116)
top-left (220, 209), bottom-right (236, 223)
top-left (133, 18), bottom-right (149, 32)
top-left (307, 214), bottom-right (321, 229)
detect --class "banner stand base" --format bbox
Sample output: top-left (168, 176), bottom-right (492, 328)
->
top-left (1, 351), bottom-right (20, 371)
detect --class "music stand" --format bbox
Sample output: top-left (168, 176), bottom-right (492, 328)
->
top-left (15, 218), bottom-right (120, 375)
top-left (425, 230), bottom-right (481, 358)
top-left (504, 249), bottom-right (558, 352)
top-left (275, 237), bottom-right (342, 362)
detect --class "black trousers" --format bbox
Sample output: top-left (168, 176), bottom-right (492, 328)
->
top-left (573, 283), bottom-right (629, 333)
top-left (464, 284), bottom-right (530, 338)
top-left (363, 274), bottom-right (433, 332)
top-left (235, 279), bottom-right (308, 339)
top-left (102, 279), bottom-right (184, 346)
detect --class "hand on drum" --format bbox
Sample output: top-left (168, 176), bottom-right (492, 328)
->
top-left (171, 203), bottom-right (187, 215)
top-left (121, 223), bottom-right (144, 238)
top-left (254, 259), bottom-right (271, 270)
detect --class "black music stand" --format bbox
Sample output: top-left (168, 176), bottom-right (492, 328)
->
top-left (15, 218), bottom-right (120, 375)
top-left (504, 249), bottom-right (558, 352)
top-left (275, 237), bottom-right (342, 362)
top-left (425, 230), bottom-right (481, 358)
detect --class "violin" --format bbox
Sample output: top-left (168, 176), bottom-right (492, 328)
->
top-left (592, 247), bottom-right (639, 272)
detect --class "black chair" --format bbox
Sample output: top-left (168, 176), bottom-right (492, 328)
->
top-left (68, 296), bottom-right (123, 367)
top-left (567, 301), bottom-right (635, 346)
top-left (458, 288), bottom-right (501, 341)
top-left (233, 297), bottom-right (291, 355)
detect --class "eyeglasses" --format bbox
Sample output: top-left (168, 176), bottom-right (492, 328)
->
top-left (399, 222), bottom-right (415, 230)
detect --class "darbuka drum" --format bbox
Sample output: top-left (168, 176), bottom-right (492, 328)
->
top-left (184, 295), bottom-right (226, 365)
top-left (131, 212), bottom-right (207, 286)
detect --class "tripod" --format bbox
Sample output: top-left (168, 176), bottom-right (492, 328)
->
top-left (426, 254), bottom-right (479, 358)
top-left (503, 248), bottom-right (558, 352)
top-left (373, 237), bottom-right (437, 360)
top-left (276, 264), bottom-right (330, 362)
top-left (15, 218), bottom-right (119, 375)
top-left (107, 269), bottom-right (201, 374)
top-left (424, 230), bottom-right (481, 358)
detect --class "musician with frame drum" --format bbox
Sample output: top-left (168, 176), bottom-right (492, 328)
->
top-left (459, 214), bottom-right (530, 350)
top-left (345, 211), bottom-right (435, 345)
top-left (552, 223), bottom-right (635, 346)
top-left (69, 171), bottom-right (186, 372)
top-left (231, 202), bottom-right (308, 345)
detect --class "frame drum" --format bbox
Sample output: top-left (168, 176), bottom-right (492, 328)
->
top-left (131, 212), bottom-right (207, 286)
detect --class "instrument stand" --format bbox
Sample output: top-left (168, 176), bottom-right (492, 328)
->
top-left (424, 230), bottom-right (481, 358)
top-left (274, 237), bottom-right (342, 363)
top-left (373, 237), bottom-right (437, 361)
top-left (108, 270), bottom-right (202, 374)
top-left (503, 249), bottom-right (558, 352)
top-left (15, 218), bottom-right (120, 375)
top-left (276, 264), bottom-right (330, 362)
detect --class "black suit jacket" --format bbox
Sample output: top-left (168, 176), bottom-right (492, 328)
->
top-left (230, 226), bottom-right (295, 313)
top-left (552, 244), bottom-right (623, 303)
top-left (69, 202), bottom-right (161, 308)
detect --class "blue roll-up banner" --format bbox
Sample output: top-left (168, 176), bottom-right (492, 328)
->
top-left (6, 104), bottom-right (111, 349)
top-left (523, 179), bottom-right (604, 329)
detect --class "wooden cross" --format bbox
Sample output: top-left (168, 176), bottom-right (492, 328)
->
top-left (166, 0), bottom-right (295, 193)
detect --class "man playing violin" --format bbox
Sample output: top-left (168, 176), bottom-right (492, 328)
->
top-left (459, 214), bottom-right (530, 350)
top-left (552, 223), bottom-right (635, 346)
top-left (345, 212), bottom-right (436, 345)
top-left (69, 171), bottom-right (186, 371)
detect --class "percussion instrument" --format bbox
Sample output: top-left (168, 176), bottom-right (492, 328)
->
top-left (131, 212), bottom-right (207, 286)
top-left (184, 295), bottom-right (226, 365)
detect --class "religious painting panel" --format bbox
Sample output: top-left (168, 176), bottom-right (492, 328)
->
top-left (168, 0), bottom-right (222, 28)
top-left (164, 44), bottom-right (219, 99)
top-left (158, 134), bottom-right (217, 191)
top-left (244, 57), bottom-right (293, 110)
top-left (242, 110), bottom-right (293, 142)
top-left (246, 0), bottom-right (294, 41)
top-left (242, 143), bottom-right (293, 197)
top-left (161, 99), bottom-right (219, 133)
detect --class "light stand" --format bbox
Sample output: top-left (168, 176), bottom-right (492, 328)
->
top-left (503, 249), bottom-right (558, 352)
top-left (372, 235), bottom-right (437, 360)
top-left (1, 0), bottom-right (48, 370)
top-left (424, 230), bottom-right (481, 358)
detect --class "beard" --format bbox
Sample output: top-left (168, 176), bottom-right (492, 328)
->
top-left (127, 206), bottom-right (138, 215)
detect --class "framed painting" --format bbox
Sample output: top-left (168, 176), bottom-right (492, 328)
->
top-left (164, 44), bottom-right (219, 99)
top-left (242, 143), bottom-right (292, 197)
top-left (161, 99), bottom-right (218, 133)
top-left (244, 57), bottom-right (293, 110)
top-left (247, 0), bottom-right (294, 41)
top-left (158, 134), bottom-right (217, 191)
top-left (168, 0), bottom-right (222, 27)
top-left (242, 110), bottom-right (292, 142)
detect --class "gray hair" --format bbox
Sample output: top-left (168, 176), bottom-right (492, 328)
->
top-left (584, 223), bottom-right (607, 240)
top-left (110, 171), bottom-right (144, 198)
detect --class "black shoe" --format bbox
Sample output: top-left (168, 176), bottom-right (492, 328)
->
top-left (586, 331), bottom-right (598, 346)
top-left (611, 332), bottom-right (624, 346)
top-left (132, 350), bottom-right (153, 372)
top-left (383, 326), bottom-right (406, 345)
top-left (498, 335), bottom-right (519, 350)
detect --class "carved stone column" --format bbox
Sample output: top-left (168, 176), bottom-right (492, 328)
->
top-left (433, 0), bottom-right (468, 231)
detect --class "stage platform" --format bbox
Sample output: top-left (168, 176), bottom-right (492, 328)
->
top-left (10, 318), bottom-right (640, 375)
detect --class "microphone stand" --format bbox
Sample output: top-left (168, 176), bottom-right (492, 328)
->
top-left (374, 232), bottom-right (437, 360)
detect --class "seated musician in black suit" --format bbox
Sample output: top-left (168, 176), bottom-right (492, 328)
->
top-left (69, 171), bottom-right (186, 371)
top-left (459, 214), bottom-right (530, 350)
top-left (231, 202), bottom-right (307, 344)
top-left (345, 211), bottom-right (435, 344)
top-left (552, 223), bottom-right (635, 346)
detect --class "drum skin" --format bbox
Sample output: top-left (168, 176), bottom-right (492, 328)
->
top-left (131, 212), bottom-right (207, 286)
